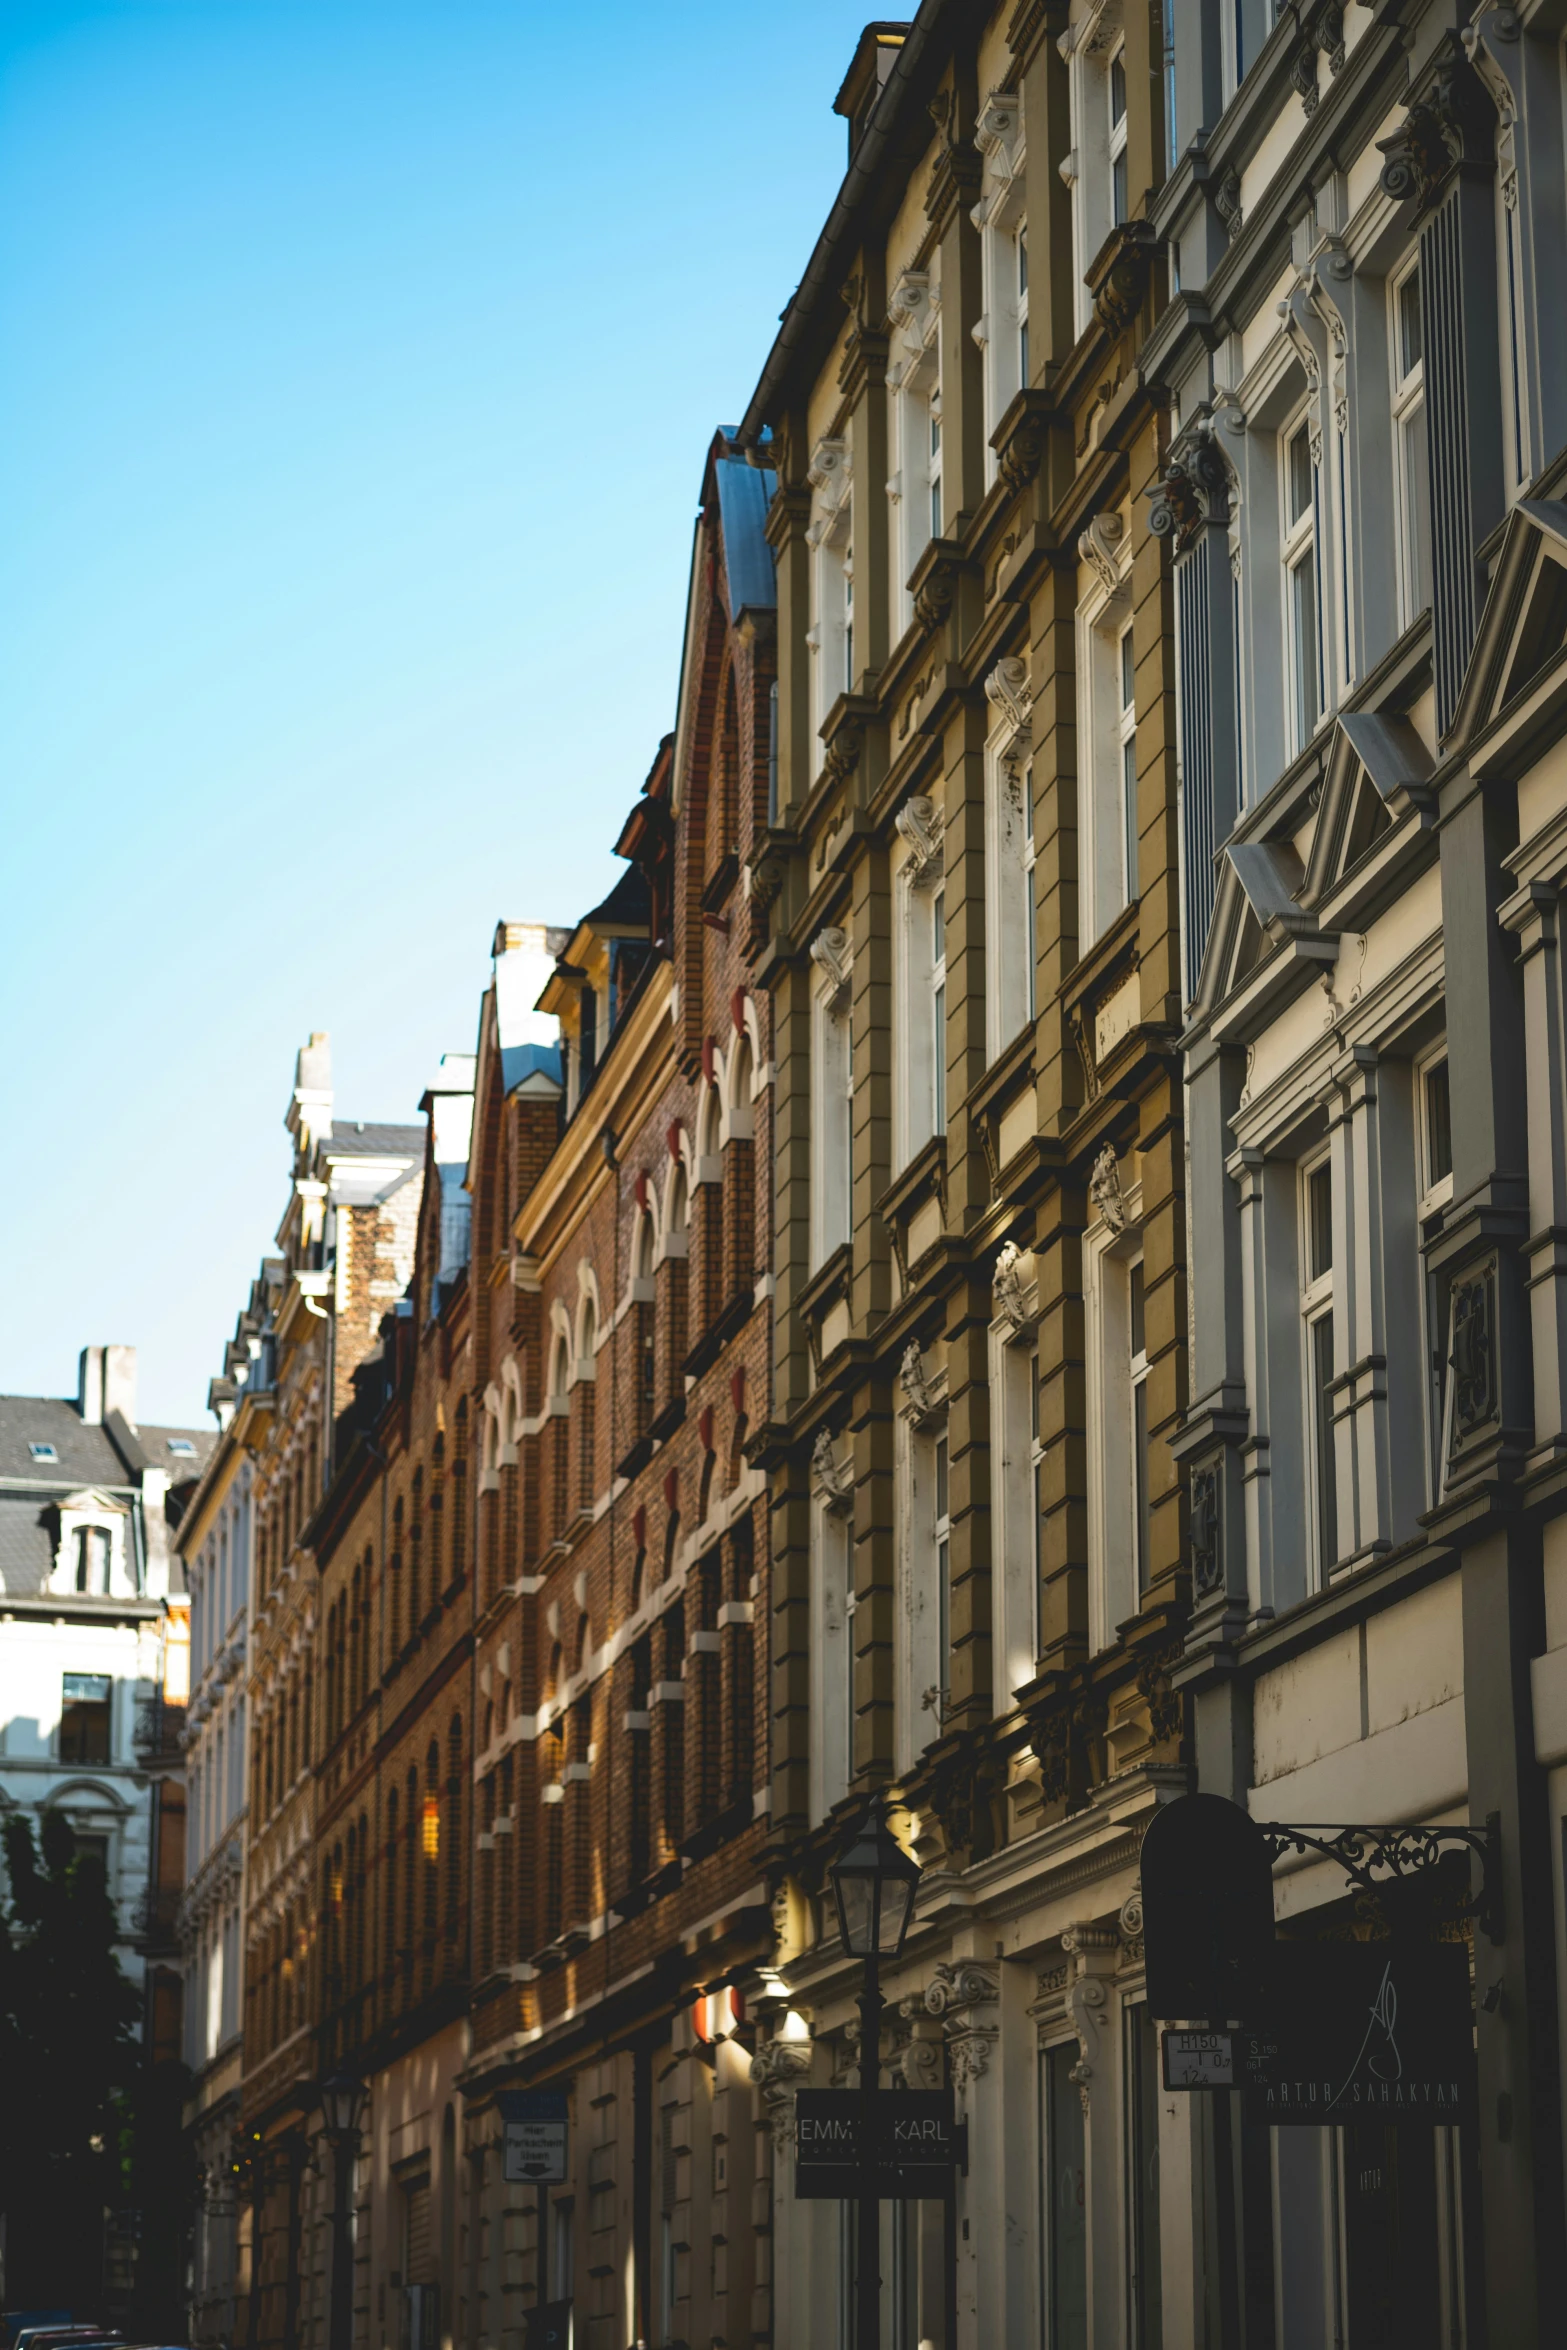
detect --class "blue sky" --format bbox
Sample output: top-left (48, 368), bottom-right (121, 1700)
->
top-left (0, 0), bottom-right (859, 1424)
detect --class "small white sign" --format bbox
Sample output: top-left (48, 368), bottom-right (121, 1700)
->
top-left (504, 2118), bottom-right (568, 2184)
top-left (1162, 2030), bottom-right (1235, 2089)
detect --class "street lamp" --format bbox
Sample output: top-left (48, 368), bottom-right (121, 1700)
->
top-left (829, 1793), bottom-right (921, 2350)
top-left (318, 2069), bottom-right (368, 2350)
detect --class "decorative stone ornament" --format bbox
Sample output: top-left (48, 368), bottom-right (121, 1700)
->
top-left (993, 1238), bottom-right (1035, 1337)
top-left (810, 1428), bottom-right (854, 1516)
top-left (1077, 512), bottom-right (1126, 602)
top-left (898, 1339), bottom-right (942, 1426)
top-left (809, 925), bottom-right (852, 1009)
top-left (923, 1959), bottom-right (1000, 2090)
top-left (751, 2030), bottom-right (815, 2151)
top-left (1190, 1464), bottom-right (1223, 1596)
top-left (984, 653), bottom-right (1033, 736)
top-left (894, 793), bottom-right (944, 885)
top-left (1088, 1143), bottom-right (1127, 1234)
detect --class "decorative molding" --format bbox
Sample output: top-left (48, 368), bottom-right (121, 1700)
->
top-left (751, 2033), bottom-right (815, 2150)
top-left (897, 1340), bottom-right (943, 1426)
top-left (993, 1239), bottom-right (1036, 1337)
top-left (984, 653), bottom-right (1033, 738)
top-left (1078, 512), bottom-right (1127, 601)
top-left (894, 793), bottom-right (944, 886)
top-left (810, 1428), bottom-right (855, 1517)
top-left (1088, 1144), bottom-right (1127, 1234)
top-left (1147, 425), bottom-right (1232, 556)
top-left (1377, 37), bottom-right (1497, 216)
top-left (807, 436), bottom-right (849, 497)
top-left (924, 1959), bottom-right (1001, 2091)
top-left (1448, 1257), bottom-right (1499, 1457)
top-left (1190, 1464), bottom-right (1222, 1597)
top-left (1215, 167), bottom-right (1243, 239)
top-left (809, 925), bottom-right (852, 1009)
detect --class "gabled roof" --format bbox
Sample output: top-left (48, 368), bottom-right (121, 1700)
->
top-left (1189, 836), bottom-right (1334, 1039)
top-left (1298, 710), bottom-right (1437, 926)
top-left (0, 1394), bottom-right (139, 1488)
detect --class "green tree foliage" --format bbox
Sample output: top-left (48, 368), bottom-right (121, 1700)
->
top-left (0, 1811), bottom-right (141, 2309)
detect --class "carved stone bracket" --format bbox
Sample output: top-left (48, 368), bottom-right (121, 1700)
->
top-left (1088, 1143), bottom-right (1127, 1234)
top-left (924, 1959), bottom-right (1001, 2092)
top-left (1147, 426), bottom-right (1232, 555)
top-left (809, 924), bottom-right (852, 1009)
top-left (810, 1428), bottom-right (854, 1516)
top-left (984, 653), bottom-right (1034, 737)
top-left (1078, 511), bottom-right (1127, 602)
top-left (1086, 219), bottom-right (1159, 337)
top-left (1190, 1462), bottom-right (1223, 1596)
top-left (897, 1999), bottom-right (946, 2090)
top-left (895, 793), bottom-right (944, 886)
top-left (993, 1238), bottom-right (1036, 1337)
top-left (751, 2033), bottom-right (815, 2151)
top-left (1378, 36), bottom-right (1498, 215)
top-left (898, 1339), bottom-right (943, 1427)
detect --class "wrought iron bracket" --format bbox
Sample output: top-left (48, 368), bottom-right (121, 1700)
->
top-left (1257, 1811), bottom-right (1502, 1944)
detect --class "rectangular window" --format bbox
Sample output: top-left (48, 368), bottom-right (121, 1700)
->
top-left (1110, 48), bottom-right (1129, 225)
top-left (843, 550), bottom-right (855, 696)
top-left (935, 1429), bottom-right (951, 1723)
top-left (1043, 2039), bottom-right (1088, 2347)
top-left (1392, 262), bottom-right (1431, 629)
top-left (1422, 1054), bottom-right (1452, 1203)
top-left (1017, 224), bottom-right (1030, 388)
top-left (60, 1672), bottom-right (112, 1764)
top-left (1125, 2004), bottom-right (1164, 2350)
top-left (1302, 1154), bottom-right (1337, 1582)
top-left (1130, 1259), bottom-right (1151, 1598)
top-left (1284, 417), bottom-right (1321, 753)
top-left (1025, 760), bottom-right (1039, 1020)
top-left (1030, 1349), bottom-right (1045, 1669)
top-left (929, 388), bottom-right (943, 541)
top-left (932, 887), bottom-right (947, 1134)
top-left (1119, 626), bottom-right (1139, 904)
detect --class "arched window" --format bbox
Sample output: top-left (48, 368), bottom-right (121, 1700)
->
top-left (697, 1085), bottom-right (725, 1330)
top-left (577, 1297), bottom-right (597, 1509)
top-left (549, 1333), bottom-right (571, 1539)
top-left (661, 1165), bottom-right (690, 1407)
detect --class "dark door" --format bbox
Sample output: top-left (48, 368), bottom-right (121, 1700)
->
top-left (1343, 2125), bottom-right (1441, 2348)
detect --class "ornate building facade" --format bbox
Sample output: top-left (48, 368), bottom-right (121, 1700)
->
top-left (738, 9), bottom-right (1189, 2343)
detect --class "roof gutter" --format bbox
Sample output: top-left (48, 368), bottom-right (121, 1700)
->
top-left (737, 0), bottom-right (950, 451)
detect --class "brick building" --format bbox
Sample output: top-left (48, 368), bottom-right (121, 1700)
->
top-left (735, 11), bottom-right (1189, 2342)
top-left (454, 432), bottom-right (778, 2350)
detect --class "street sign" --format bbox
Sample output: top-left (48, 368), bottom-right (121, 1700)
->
top-left (1162, 2029), bottom-right (1235, 2088)
top-left (1141, 1793), bottom-right (1276, 2023)
top-left (794, 2088), bottom-right (962, 2200)
top-left (1160, 1945), bottom-right (1474, 2126)
top-left (499, 2090), bottom-right (570, 2184)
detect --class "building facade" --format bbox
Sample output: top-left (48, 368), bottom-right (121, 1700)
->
top-left (0, 1343), bottom-right (209, 2010)
top-left (1152, 0), bottom-right (1567, 2338)
top-left (738, 9), bottom-right (1191, 2344)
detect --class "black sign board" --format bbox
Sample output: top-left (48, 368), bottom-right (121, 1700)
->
top-left (1141, 1793), bottom-right (1276, 2023)
top-left (794, 2089), bottom-right (960, 2199)
top-left (1161, 1943), bottom-right (1474, 2126)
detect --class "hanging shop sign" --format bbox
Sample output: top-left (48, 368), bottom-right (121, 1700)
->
top-left (1245, 1941), bottom-right (1474, 2127)
top-left (1141, 1791), bottom-right (1276, 2024)
top-left (499, 2089), bottom-right (570, 2184)
top-left (794, 2088), bottom-right (963, 2199)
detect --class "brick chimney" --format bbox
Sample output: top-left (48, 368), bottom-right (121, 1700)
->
top-left (78, 1343), bottom-right (137, 1427)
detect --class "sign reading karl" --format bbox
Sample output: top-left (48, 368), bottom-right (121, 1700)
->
top-left (499, 2089), bottom-right (570, 2184)
top-left (794, 2088), bottom-right (960, 2199)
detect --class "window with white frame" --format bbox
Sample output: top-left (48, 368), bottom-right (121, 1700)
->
top-left (1118, 624), bottom-right (1139, 905)
top-left (896, 1401), bottom-right (953, 1766)
top-left (1391, 261), bottom-right (1431, 631)
top-left (1282, 412), bottom-right (1323, 756)
top-left (886, 271), bottom-right (943, 641)
top-left (973, 89), bottom-right (1028, 466)
top-left (1076, 529), bottom-right (1137, 947)
top-left (990, 1321), bottom-right (1043, 1706)
top-left (929, 381), bottom-right (943, 540)
top-left (892, 800), bottom-right (947, 1170)
top-left (811, 1493), bottom-right (853, 1821)
top-left (1065, 0), bottom-right (1128, 339)
top-left (934, 1425), bottom-right (951, 1724)
top-left (809, 937), bottom-right (853, 1267)
top-left (1024, 760), bottom-right (1040, 1021)
top-left (1301, 1153), bottom-right (1338, 1584)
top-left (1086, 1209), bottom-right (1148, 1648)
top-left (1418, 1049), bottom-right (1453, 1214)
top-left (985, 688), bottom-right (1034, 1060)
top-left (806, 438), bottom-right (852, 760)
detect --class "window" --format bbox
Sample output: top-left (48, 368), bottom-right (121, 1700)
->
top-left (807, 439), bottom-right (852, 756)
top-left (1391, 263), bottom-right (1431, 630)
top-left (1016, 225), bottom-right (1030, 388)
top-left (843, 545), bottom-right (855, 696)
top-left (1302, 1154), bottom-right (1338, 1583)
top-left (1042, 2039), bottom-right (1088, 2346)
top-left (991, 1321), bottom-right (1044, 1709)
top-left (1110, 46), bottom-right (1129, 224)
top-left (986, 726), bottom-right (1035, 1059)
top-left (1125, 2003), bottom-right (1163, 2350)
top-left (167, 1437), bottom-right (197, 1458)
top-left (1119, 626), bottom-right (1139, 904)
top-left (1030, 1354), bottom-right (1045, 1664)
top-left (1130, 1259), bottom-right (1151, 1598)
top-left (1025, 760), bottom-right (1040, 1020)
top-left (75, 1523), bottom-right (112, 1594)
top-left (809, 944), bottom-right (853, 1268)
top-left (932, 886), bottom-right (947, 1132)
top-left (887, 271), bottom-right (942, 637)
top-left (1283, 416), bottom-right (1322, 754)
top-left (60, 1672), bottom-right (112, 1764)
top-left (935, 1428), bottom-right (951, 1722)
top-left (1421, 1054), bottom-right (1453, 1207)
top-left (929, 388), bottom-right (943, 541)
top-left (27, 1441), bottom-right (57, 1463)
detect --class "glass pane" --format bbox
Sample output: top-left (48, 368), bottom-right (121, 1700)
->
top-left (1120, 628), bottom-right (1136, 711)
top-left (1403, 405), bottom-right (1431, 618)
top-left (934, 1433), bottom-right (949, 1522)
top-left (1288, 425), bottom-right (1314, 526)
top-left (1123, 733), bottom-right (1140, 903)
top-left (1134, 1376), bottom-right (1150, 1597)
top-left (932, 887), bottom-right (945, 964)
top-left (1291, 553), bottom-right (1319, 741)
top-left (1110, 51), bottom-right (1127, 123)
top-left (1019, 315), bottom-right (1030, 388)
top-left (1017, 225), bottom-right (1028, 297)
top-left (1313, 1310), bottom-right (1338, 1576)
top-left (1126, 2006), bottom-right (1164, 2350)
top-left (933, 979), bottom-right (946, 1129)
top-left (1425, 1061), bottom-right (1452, 1188)
top-left (1308, 1161), bottom-right (1333, 1280)
top-left (931, 474), bottom-right (942, 539)
top-left (1045, 2041), bottom-right (1088, 2347)
top-left (1398, 268), bottom-right (1423, 379)
top-left (1113, 148), bottom-right (1129, 226)
top-left (1130, 1262), bottom-right (1146, 1358)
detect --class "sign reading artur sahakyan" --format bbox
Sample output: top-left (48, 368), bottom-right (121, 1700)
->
top-left (1238, 1941), bottom-right (1475, 2127)
top-left (794, 2089), bottom-right (959, 2199)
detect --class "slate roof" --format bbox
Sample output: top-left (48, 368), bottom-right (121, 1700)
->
top-left (325, 1122), bottom-right (425, 1158)
top-left (0, 1397), bottom-right (212, 1595)
top-left (713, 455), bottom-right (777, 619)
top-left (0, 1488), bottom-right (61, 1595)
top-left (0, 1394), bottom-right (138, 1488)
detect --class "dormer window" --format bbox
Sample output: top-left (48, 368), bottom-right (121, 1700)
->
top-left (167, 1438), bottom-right (197, 1458)
top-left (76, 1525), bottom-right (112, 1594)
top-left (28, 1441), bottom-right (58, 1463)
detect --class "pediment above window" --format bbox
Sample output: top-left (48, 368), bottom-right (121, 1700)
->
top-left (1298, 709), bottom-right (1437, 929)
top-left (1452, 499), bottom-right (1567, 775)
top-left (1191, 838), bottom-right (1335, 1041)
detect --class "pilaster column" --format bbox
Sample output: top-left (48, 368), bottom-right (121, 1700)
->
top-left (1061, 1922), bottom-right (1121, 2348)
top-left (1500, 877), bottom-right (1567, 1455)
top-left (930, 1957), bottom-right (1001, 2350)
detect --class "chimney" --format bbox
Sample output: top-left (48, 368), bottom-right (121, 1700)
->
top-left (287, 1029), bottom-right (334, 1157)
top-left (79, 1345), bottom-right (138, 1426)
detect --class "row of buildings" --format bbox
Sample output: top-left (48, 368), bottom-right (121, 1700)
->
top-left (8, 0), bottom-right (1562, 2337)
